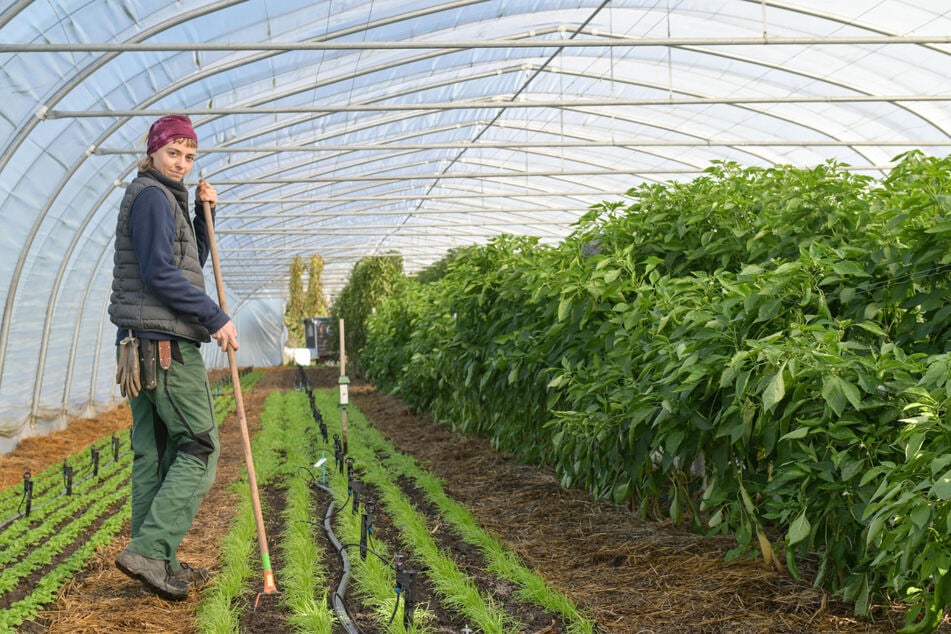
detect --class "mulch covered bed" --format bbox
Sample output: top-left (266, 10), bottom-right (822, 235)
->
top-left (350, 386), bottom-right (919, 634)
top-left (0, 365), bottom-right (938, 632)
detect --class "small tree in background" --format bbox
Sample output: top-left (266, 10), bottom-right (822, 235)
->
top-left (284, 255), bottom-right (305, 347)
top-left (304, 254), bottom-right (329, 318)
top-left (331, 253), bottom-right (405, 376)
top-left (285, 254), bottom-right (329, 348)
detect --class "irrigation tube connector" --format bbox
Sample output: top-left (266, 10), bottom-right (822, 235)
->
top-left (346, 458), bottom-right (363, 516)
top-left (306, 388), bottom-right (329, 442)
top-left (360, 500), bottom-right (375, 561)
top-left (396, 568), bottom-right (418, 629)
top-left (22, 470), bottom-right (33, 517)
top-left (62, 460), bottom-right (74, 496)
top-left (334, 434), bottom-right (344, 473)
top-left (90, 446), bottom-right (100, 477)
top-left (392, 554), bottom-right (418, 630)
top-left (350, 481), bottom-right (361, 516)
top-left (317, 409), bottom-right (328, 443)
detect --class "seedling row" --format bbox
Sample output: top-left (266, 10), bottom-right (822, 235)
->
top-left (198, 370), bottom-right (597, 633)
top-left (0, 434), bottom-right (132, 630)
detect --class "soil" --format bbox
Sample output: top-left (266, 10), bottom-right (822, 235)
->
top-left (239, 481), bottom-right (289, 634)
top-left (0, 365), bottom-right (938, 633)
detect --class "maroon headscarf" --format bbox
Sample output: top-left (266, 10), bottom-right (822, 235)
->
top-left (147, 115), bottom-right (197, 155)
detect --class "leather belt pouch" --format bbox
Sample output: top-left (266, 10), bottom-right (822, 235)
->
top-left (138, 339), bottom-right (158, 391)
top-left (159, 340), bottom-right (172, 370)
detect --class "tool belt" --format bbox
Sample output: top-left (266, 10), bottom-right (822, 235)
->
top-left (116, 334), bottom-right (174, 398)
top-left (139, 339), bottom-right (173, 391)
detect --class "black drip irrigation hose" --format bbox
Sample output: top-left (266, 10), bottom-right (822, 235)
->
top-left (314, 481), bottom-right (366, 634)
top-left (295, 378), bottom-right (410, 631)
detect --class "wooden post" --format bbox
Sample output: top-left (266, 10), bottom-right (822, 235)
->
top-left (338, 318), bottom-right (349, 455)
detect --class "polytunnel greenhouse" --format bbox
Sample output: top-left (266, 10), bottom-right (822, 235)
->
top-left (3, 1), bottom-right (951, 632)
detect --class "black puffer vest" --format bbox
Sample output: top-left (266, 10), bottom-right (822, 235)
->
top-left (108, 170), bottom-right (210, 342)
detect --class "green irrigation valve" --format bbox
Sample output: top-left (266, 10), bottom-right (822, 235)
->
top-left (338, 374), bottom-right (350, 409)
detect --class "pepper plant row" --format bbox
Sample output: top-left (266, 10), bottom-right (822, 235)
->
top-left (361, 152), bottom-right (951, 631)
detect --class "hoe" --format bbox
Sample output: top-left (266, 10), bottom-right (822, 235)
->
top-left (202, 199), bottom-right (279, 609)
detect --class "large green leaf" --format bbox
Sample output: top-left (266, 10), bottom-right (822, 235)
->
top-left (932, 469), bottom-right (951, 500)
top-left (762, 364), bottom-right (786, 411)
top-left (788, 510), bottom-right (812, 546)
top-left (779, 426), bottom-right (809, 442)
top-left (823, 374), bottom-right (863, 413)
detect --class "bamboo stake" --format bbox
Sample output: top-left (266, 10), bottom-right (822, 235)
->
top-left (201, 200), bottom-right (278, 601)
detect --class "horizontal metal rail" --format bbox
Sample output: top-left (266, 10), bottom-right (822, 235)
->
top-left (44, 94), bottom-right (951, 118)
top-left (8, 34), bottom-right (951, 53)
top-left (94, 139), bottom-right (951, 154)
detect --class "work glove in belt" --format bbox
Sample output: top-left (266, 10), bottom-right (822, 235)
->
top-left (116, 335), bottom-right (141, 398)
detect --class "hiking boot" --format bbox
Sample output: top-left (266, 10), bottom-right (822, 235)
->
top-left (172, 561), bottom-right (211, 587)
top-left (115, 546), bottom-right (189, 601)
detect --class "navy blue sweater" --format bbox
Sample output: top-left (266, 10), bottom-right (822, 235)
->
top-left (115, 186), bottom-right (229, 344)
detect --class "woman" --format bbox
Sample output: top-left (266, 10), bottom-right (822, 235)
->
top-left (109, 115), bottom-right (237, 600)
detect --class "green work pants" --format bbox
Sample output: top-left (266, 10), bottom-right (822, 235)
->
top-left (125, 340), bottom-right (219, 564)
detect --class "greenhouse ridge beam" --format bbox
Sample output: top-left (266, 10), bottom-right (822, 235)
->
top-left (218, 247), bottom-right (445, 255)
top-left (215, 192), bottom-right (608, 203)
top-left (94, 140), bottom-right (951, 154)
top-left (219, 248), bottom-right (442, 255)
top-left (192, 164), bottom-right (896, 184)
top-left (218, 208), bottom-right (585, 218)
top-left (216, 228), bottom-right (564, 237)
top-left (44, 94), bottom-right (951, 118)
top-left (217, 220), bottom-right (570, 233)
top-left (9, 34), bottom-right (951, 52)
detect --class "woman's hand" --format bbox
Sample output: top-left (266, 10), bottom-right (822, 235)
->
top-left (211, 320), bottom-right (238, 352)
top-left (196, 179), bottom-right (218, 207)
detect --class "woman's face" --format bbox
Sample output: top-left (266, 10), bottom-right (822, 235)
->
top-left (150, 139), bottom-right (196, 181)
